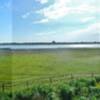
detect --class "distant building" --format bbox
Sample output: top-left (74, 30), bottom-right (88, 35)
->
top-left (52, 41), bottom-right (56, 44)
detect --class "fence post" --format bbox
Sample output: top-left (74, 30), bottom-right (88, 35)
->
top-left (49, 77), bottom-right (53, 83)
top-left (91, 73), bottom-right (94, 78)
top-left (2, 83), bottom-right (5, 92)
top-left (26, 81), bottom-right (29, 90)
top-left (70, 74), bottom-right (74, 80)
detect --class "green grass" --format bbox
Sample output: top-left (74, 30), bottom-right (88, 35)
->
top-left (0, 48), bottom-right (100, 82)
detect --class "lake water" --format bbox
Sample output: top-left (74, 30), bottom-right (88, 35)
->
top-left (0, 44), bottom-right (100, 49)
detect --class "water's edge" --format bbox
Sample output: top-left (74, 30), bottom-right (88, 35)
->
top-left (0, 44), bottom-right (100, 50)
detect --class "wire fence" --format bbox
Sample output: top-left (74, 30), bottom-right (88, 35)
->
top-left (0, 73), bottom-right (100, 92)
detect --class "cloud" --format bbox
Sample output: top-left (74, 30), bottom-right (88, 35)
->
top-left (36, 0), bottom-right (48, 4)
top-left (71, 4), bottom-right (96, 14)
top-left (32, 21), bottom-right (100, 42)
top-left (36, 0), bottom-right (71, 22)
top-left (80, 16), bottom-right (96, 23)
top-left (22, 10), bottom-right (34, 19)
top-left (62, 22), bottom-right (100, 42)
top-left (21, 0), bottom-right (48, 19)
top-left (22, 12), bottom-right (31, 19)
top-left (34, 18), bottom-right (49, 23)
top-left (35, 0), bottom-right (99, 23)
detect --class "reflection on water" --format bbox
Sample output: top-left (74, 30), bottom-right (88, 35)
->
top-left (0, 44), bottom-right (100, 49)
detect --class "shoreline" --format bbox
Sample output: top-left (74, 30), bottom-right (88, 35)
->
top-left (0, 47), bottom-right (100, 52)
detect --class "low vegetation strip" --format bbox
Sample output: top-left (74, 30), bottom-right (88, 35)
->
top-left (0, 73), bottom-right (100, 92)
top-left (0, 77), bottom-right (100, 100)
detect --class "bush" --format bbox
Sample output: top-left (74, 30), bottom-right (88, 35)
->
top-left (14, 91), bottom-right (32, 100)
top-left (95, 77), bottom-right (100, 83)
top-left (87, 78), bottom-right (96, 86)
top-left (59, 84), bottom-right (75, 100)
top-left (0, 92), bottom-right (12, 100)
top-left (89, 87), bottom-right (100, 98)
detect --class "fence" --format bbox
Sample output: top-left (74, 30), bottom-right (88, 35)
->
top-left (0, 73), bottom-right (100, 92)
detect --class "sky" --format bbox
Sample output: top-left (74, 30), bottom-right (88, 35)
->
top-left (0, 0), bottom-right (100, 43)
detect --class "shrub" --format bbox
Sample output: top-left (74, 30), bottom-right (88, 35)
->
top-left (87, 78), bottom-right (96, 86)
top-left (59, 84), bottom-right (75, 100)
top-left (95, 77), bottom-right (100, 83)
top-left (0, 92), bottom-right (12, 100)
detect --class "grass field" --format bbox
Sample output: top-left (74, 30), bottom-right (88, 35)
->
top-left (0, 48), bottom-right (100, 82)
top-left (0, 48), bottom-right (100, 99)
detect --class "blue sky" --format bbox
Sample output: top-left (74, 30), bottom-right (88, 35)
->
top-left (0, 0), bottom-right (100, 42)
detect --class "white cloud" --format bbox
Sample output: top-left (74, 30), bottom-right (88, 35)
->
top-left (71, 4), bottom-right (96, 14)
top-left (80, 16), bottom-right (96, 23)
top-left (22, 10), bottom-right (34, 19)
top-left (21, 0), bottom-right (48, 19)
top-left (62, 22), bottom-right (100, 41)
top-left (22, 12), bottom-right (31, 19)
top-left (36, 0), bottom-right (48, 4)
top-left (35, 0), bottom-right (99, 23)
top-left (34, 18), bottom-right (49, 23)
top-left (33, 22), bottom-right (100, 42)
top-left (36, 0), bottom-right (71, 22)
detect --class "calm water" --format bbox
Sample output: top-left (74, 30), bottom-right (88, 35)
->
top-left (0, 44), bottom-right (100, 49)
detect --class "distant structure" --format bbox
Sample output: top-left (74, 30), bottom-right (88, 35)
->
top-left (52, 40), bottom-right (56, 44)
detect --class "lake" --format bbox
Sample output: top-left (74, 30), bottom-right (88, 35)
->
top-left (0, 44), bottom-right (100, 49)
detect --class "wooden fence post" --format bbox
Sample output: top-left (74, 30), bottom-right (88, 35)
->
top-left (91, 73), bottom-right (94, 78)
top-left (26, 81), bottom-right (29, 90)
top-left (2, 83), bottom-right (5, 92)
top-left (49, 77), bottom-right (53, 83)
top-left (70, 74), bottom-right (74, 80)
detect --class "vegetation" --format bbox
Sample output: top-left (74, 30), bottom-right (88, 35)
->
top-left (0, 48), bottom-right (100, 99)
top-left (0, 77), bottom-right (100, 100)
top-left (0, 48), bottom-right (100, 81)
